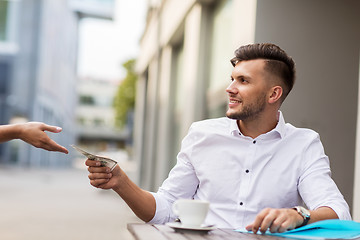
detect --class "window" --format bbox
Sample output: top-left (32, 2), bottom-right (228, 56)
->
top-left (207, 0), bottom-right (233, 118)
top-left (170, 41), bottom-right (185, 168)
top-left (0, 2), bottom-right (8, 41)
top-left (0, 0), bottom-right (19, 43)
top-left (77, 116), bottom-right (86, 125)
top-left (79, 95), bottom-right (95, 105)
top-left (96, 96), bottom-right (112, 107)
top-left (93, 118), bottom-right (104, 126)
top-left (0, 62), bottom-right (9, 94)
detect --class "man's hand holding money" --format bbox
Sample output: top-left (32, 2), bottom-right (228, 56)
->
top-left (75, 145), bottom-right (156, 222)
top-left (86, 160), bottom-right (123, 190)
top-left (86, 156), bottom-right (157, 222)
top-left (71, 145), bottom-right (122, 191)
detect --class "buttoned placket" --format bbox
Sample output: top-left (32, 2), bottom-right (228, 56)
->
top-left (236, 137), bottom-right (256, 228)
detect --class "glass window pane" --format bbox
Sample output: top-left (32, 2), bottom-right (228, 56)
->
top-left (170, 42), bottom-right (185, 167)
top-left (207, 0), bottom-right (233, 118)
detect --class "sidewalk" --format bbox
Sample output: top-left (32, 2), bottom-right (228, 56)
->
top-left (0, 166), bottom-right (142, 240)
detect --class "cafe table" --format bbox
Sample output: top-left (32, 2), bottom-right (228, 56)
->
top-left (127, 223), bottom-right (291, 240)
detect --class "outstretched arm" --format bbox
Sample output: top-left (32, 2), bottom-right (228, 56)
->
top-left (0, 122), bottom-right (68, 154)
top-left (86, 160), bottom-right (156, 222)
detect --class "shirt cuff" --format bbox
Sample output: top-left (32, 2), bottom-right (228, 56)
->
top-left (147, 192), bottom-right (175, 224)
top-left (315, 204), bottom-right (352, 221)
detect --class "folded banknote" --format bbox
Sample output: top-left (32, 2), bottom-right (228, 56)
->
top-left (71, 145), bottom-right (117, 171)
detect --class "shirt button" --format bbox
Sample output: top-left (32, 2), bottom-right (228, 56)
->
top-left (239, 202), bottom-right (243, 206)
top-left (245, 170), bottom-right (249, 173)
top-left (253, 140), bottom-right (256, 144)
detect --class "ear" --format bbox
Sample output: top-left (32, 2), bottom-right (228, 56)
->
top-left (268, 86), bottom-right (283, 104)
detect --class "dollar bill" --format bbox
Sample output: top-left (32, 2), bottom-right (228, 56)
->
top-left (71, 145), bottom-right (117, 171)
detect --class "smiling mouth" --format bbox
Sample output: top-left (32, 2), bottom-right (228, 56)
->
top-left (229, 99), bottom-right (241, 103)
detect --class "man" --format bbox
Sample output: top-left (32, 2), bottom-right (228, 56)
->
top-left (0, 122), bottom-right (68, 154)
top-left (86, 43), bottom-right (351, 233)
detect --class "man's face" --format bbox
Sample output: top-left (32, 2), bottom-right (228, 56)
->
top-left (226, 59), bottom-right (270, 121)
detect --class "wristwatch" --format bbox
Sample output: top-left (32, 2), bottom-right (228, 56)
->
top-left (292, 206), bottom-right (310, 227)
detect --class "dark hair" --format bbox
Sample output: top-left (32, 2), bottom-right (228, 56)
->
top-left (230, 43), bottom-right (296, 101)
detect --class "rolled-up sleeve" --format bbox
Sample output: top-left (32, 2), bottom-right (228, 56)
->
top-left (147, 125), bottom-right (200, 224)
top-left (147, 192), bottom-right (174, 224)
top-left (298, 134), bottom-right (351, 220)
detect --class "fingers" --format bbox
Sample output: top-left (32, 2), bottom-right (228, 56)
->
top-left (22, 122), bottom-right (68, 153)
top-left (247, 208), bottom-right (265, 233)
top-left (86, 160), bottom-right (111, 176)
top-left (254, 208), bottom-right (276, 233)
top-left (41, 123), bottom-right (63, 133)
top-left (88, 172), bottom-right (112, 179)
top-left (85, 159), bottom-right (102, 167)
top-left (247, 208), bottom-right (295, 234)
top-left (45, 140), bottom-right (69, 154)
top-left (269, 215), bottom-right (287, 233)
top-left (86, 160), bottom-right (113, 188)
top-left (276, 219), bottom-right (292, 233)
top-left (88, 172), bottom-right (112, 187)
top-left (39, 124), bottom-right (68, 153)
top-left (245, 224), bottom-right (253, 232)
top-left (90, 179), bottom-right (110, 187)
top-left (37, 137), bottom-right (69, 154)
top-left (57, 145), bottom-right (69, 154)
top-left (88, 166), bottom-right (111, 173)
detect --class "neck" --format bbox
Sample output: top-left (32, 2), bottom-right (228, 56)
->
top-left (237, 110), bottom-right (279, 139)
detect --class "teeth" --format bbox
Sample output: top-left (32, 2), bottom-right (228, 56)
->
top-left (230, 100), bottom-right (240, 103)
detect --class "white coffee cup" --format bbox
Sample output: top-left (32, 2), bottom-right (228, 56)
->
top-left (172, 199), bottom-right (210, 227)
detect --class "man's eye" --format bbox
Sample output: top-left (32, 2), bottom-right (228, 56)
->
top-left (230, 77), bottom-right (234, 81)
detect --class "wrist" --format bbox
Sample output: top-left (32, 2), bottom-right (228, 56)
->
top-left (112, 168), bottom-right (128, 194)
top-left (12, 124), bottom-right (24, 140)
top-left (292, 206), bottom-right (311, 227)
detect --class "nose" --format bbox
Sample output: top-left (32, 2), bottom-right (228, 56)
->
top-left (226, 81), bottom-right (238, 94)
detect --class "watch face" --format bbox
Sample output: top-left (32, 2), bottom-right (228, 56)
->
top-left (298, 206), bottom-right (310, 218)
top-left (293, 206), bottom-right (310, 227)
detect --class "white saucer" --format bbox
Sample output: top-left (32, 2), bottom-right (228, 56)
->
top-left (166, 222), bottom-right (216, 232)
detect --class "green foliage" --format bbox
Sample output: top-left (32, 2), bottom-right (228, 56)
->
top-left (114, 59), bottom-right (137, 128)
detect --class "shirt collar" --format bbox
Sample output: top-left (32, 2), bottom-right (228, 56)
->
top-left (229, 111), bottom-right (286, 139)
top-left (273, 111), bottom-right (286, 139)
top-left (229, 119), bottom-right (241, 136)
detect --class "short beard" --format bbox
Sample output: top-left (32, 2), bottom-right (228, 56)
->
top-left (226, 94), bottom-right (267, 121)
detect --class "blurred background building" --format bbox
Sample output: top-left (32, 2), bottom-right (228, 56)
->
top-left (0, 0), bottom-right (132, 168)
top-left (0, 0), bottom-right (80, 167)
top-left (73, 0), bottom-right (142, 160)
top-left (134, 0), bottom-right (360, 221)
top-left (75, 76), bottom-right (129, 152)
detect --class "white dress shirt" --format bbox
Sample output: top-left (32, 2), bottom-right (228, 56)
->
top-left (148, 111), bottom-right (351, 229)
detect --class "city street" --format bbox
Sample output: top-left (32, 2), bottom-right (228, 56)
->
top-left (0, 164), bottom-right (142, 240)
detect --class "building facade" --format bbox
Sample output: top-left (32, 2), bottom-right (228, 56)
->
top-left (0, 0), bottom-right (115, 167)
top-left (75, 77), bottom-right (129, 152)
top-left (0, 0), bottom-right (78, 167)
top-left (134, 0), bottom-right (360, 220)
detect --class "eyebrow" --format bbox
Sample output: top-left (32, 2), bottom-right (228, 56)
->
top-left (232, 73), bottom-right (252, 81)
